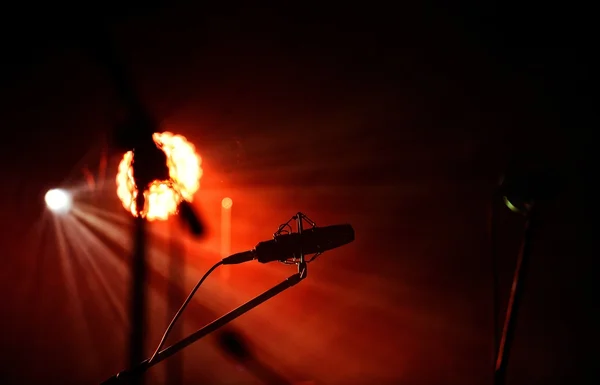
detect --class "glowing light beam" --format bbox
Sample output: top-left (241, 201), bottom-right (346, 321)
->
top-left (220, 197), bottom-right (232, 280)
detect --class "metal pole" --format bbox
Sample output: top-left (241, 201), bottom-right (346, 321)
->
top-left (101, 272), bottom-right (304, 384)
top-left (129, 194), bottom-right (148, 385)
top-left (220, 198), bottom-right (232, 280)
top-left (165, 220), bottom-right (184, 385)
top-left (494, 208), bottom-right (536, 385)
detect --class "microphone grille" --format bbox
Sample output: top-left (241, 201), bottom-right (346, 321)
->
top-left (301, 224), bottom-right (355, 254)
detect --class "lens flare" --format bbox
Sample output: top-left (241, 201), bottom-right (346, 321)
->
top-left (115, 132), bottom-right (202, 220)
top-left (221, 197), bottom-right (233, 209)
top-left (45, 188), bottom-right (73, 214)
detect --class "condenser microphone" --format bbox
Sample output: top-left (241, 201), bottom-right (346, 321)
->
top-left (222, 224), bottom-right (355, 265)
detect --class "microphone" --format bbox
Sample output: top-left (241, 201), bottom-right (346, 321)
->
top-left (222, 224), bottom-right (355, 265)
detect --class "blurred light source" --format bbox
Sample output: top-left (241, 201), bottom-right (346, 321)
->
top-left (222, 197), bottom-right (233, 209)
top-left (116, 131), bottom-right (203, 221)
top-left (499, 167), bottom-right (558, 214)
top-left (220, 197), bottom-right (233, 280)
top-left (45, 188), bottom-right (72, 214)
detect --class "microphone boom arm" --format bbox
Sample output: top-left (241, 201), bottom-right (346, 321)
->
top-left (100, 270), bottom-right (306, 384)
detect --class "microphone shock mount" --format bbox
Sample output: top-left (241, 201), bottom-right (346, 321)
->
top-left (274, 212), bottom-right (319, 276)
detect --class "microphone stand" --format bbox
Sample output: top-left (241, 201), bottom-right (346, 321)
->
top-left (101, 212), bottom-right (311, 384)
top-left (100, 269), bottom-right (306, 384)
top-left (129, 194), bottom-right (148, 385)
top-left (165, 220), bottom-right (185, 385)
top-left (493, 205), bottom-right (537, 385)
top-left (88, 27), bottom-right (166, 385)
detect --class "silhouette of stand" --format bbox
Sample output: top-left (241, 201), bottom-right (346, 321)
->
top-left (165, 222), bottom-right (185, 385)
top-left (494, 208), bottom-right (537, 385)
top-left (217, 330), bottom-right (291, 385)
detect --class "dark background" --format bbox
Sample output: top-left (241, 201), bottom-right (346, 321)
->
top-left (0, 3), bottom-right (594, 385)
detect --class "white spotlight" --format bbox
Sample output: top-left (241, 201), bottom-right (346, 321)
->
top-left (45, 188), bottom-right (73, 214)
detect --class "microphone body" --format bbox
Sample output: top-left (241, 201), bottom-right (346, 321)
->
top-left (222, 224), bottom-right (354, 265)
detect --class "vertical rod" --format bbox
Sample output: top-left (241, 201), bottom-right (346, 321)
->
top-left (221, 198), bottom-right (232, 280)
top-left (130, 193), bottom-right (148, 385)
top-left (296, 212), bottom-right (306, 275)
top-left (490, 200), bottom-right (500, 375)
top-left (494, 210), bottom-right (536, 385)
top-left (165, 220), bottom-right (184, 385)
